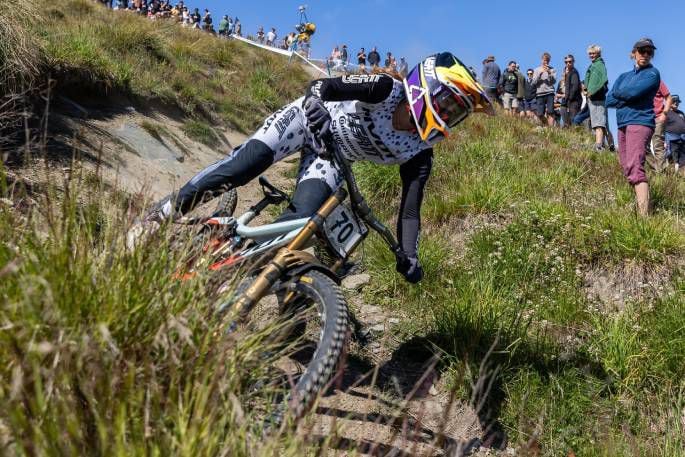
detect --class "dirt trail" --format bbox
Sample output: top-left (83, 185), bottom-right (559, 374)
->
top-left (38, 100), bottom-right (503, 455)
top-left (304, 280), bottom-right (502, 457)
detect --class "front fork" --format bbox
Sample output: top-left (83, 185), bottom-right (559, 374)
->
top-left (230, 187), bottom-right (348, 320)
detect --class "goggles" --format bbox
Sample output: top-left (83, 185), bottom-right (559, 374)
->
top-left (432, 85), bottom-right (470, 129)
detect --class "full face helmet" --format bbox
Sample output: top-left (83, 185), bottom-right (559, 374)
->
top-left (403, 52), bottom-right (492, 143)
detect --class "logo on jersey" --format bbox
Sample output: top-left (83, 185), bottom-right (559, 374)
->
top-left (262, 107), bottom-right (284, 133)
top-left (341, 74), bottom-right (381, 84)
top-left (310, 81), bottom-right (323, 97)
top-left (274, 106), bottom-right (299, 139)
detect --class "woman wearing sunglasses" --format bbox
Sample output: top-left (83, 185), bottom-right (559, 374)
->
top-left (606, 38), bottom-right (661, 216)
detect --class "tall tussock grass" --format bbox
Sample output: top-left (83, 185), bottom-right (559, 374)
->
top-left (0, 0), bottom-right (43, 96)
top-left (0, 164), bottom-right (314, 455)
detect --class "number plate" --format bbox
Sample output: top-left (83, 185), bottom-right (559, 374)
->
top-left (323, 204), bottom-right (368, 258)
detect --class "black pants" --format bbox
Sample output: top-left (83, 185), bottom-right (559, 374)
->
top-left (563, 100), bottom-right (581, 128)
top-left (671, 140), bottom-right (685, 168)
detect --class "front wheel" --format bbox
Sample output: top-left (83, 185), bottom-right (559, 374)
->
top-left (225, 270), bottom-right (349, 422)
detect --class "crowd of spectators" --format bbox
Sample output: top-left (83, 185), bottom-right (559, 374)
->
top-left (327, 45), bottom-right (408, 76)
top-left (480, 38), bottom-right (680, 215)
top-left (91, 0), bottom-right (682, 211)
top-left (102, 0), bottom-right (310, 53)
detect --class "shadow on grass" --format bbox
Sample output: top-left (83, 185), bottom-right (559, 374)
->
top-left (307, 325), bottom-right (609, 455)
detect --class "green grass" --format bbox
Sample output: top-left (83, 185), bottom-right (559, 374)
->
top-left (182, 120), bottom-right (220, 148)
top-left (0, 166), bottom-right (319, 455)
top-left (35, 0), bottom-right (310, 132)
top-left (5, 2), bottom-right (685, 452)
top-left (357, 113), bottom-right (685, 455)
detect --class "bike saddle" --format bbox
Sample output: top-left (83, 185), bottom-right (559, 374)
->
top-left (259, 176), bottom-right (290, 203)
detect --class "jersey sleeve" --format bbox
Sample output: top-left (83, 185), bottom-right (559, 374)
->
top-left (397, 149), bottom-right (433, 258)
top-left (306, 74), bottom-right (396, 104)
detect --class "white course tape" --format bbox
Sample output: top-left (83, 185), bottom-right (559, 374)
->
top-left (230, 34), bottom-right (293, 57)
top-left (229, 34), bottom-right (329, 76)
top-left (290, 52), bottom-right (330, 76)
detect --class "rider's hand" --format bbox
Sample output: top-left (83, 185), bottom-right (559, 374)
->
top-left (303, 96), bottom-right (331, 137)
top-left (395, 251), bottom-right (423, 284)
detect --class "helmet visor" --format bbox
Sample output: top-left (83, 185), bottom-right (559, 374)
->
top-left (432, 86), bottom-right (470, 128)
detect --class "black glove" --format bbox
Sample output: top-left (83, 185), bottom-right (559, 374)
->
top-left (395, 251), bottom-right (423, 284)
top-left (303, 96), bottom-right (331, 137)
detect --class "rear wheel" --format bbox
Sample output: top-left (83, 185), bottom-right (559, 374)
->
top-left (223, 270), bottom-right (349, 422)
top-left (173, 188), bottom-right (240, 280)
top-left (214, 188), bottom-right (238, 217)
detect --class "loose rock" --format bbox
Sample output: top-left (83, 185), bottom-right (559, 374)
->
top-left (342, 273), bottom-right (371, 290)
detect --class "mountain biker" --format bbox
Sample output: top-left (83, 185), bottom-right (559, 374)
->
top-left (128, 52), bottom-right (493, 283)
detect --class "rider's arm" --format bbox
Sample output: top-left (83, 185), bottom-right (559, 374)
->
top-left (397, 148), bottom-right (433, 258)
top-left (306, 74), bottom-right (395, 104)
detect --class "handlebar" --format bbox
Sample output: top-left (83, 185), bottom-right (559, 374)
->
top-left (320, 133), bottom-right (406, 262)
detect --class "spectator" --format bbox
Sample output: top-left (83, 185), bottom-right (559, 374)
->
top-left (170, 3), bottom-right (180, 19)
top-left (648, 81), bottom-right (672, 172)
top-left (368, 47), bottom-right (381, 68)
top-left (532, 52), bottom-right (557, 126)
top-left (384, 52), bottom-right (396, 69)
top-left (555, 79), bottom-right (565, 126)
top-left (227, 16), bottom-right (234, 35)
top-left (201, 9), bottom-right (212, 31)
top-left (256, 26), bottom-right (265, 44)
top-left (329, 46), bottom-right (342, 70)
top-left (340, 45), bottom-right (348, 66)
top-left (562, 54), bottom-right (582, 128)
top-left (218, 15), bottom-right (229, 36)
top-left (234, 17), bottom-right (241, 36)
top-left (190, 8), bottom-right (200, 27)
top-left (398, 57), bottom-right (409, 77)
top-left (481, 56), bottom-right (502, 105)
top-left (266, 27), bottom-right (277, 46)
top-left (330, 46), bottom-right (340, 61)
top-left (606, 38), bottom-right (661, 216)
top-left (357, 47), bottom-right (367, 66)
top-left (181, 6), bottom-right (190, 25)
top-left (515, 63), bottom-right (525, 113)
top-left (501, 61), bottom-right (520, 115)
top-left (286, 32), bottom-right (296, 49)
top-left (584, 44), bottom-right (610, 151)
top-left (522, 68), bottom-right (537, 120)
top-left (665, 95), bottom-right (685, 174)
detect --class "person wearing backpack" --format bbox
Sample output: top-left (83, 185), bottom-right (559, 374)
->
top-left (584, 45), bottom-right (609, 151)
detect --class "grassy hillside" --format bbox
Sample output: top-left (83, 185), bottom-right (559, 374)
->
top-left (3, 1), bottom-right (685, 454)
top-left (4, 0), bottom-right (310, 133)
top-left (356, 115), bottom-right (685, 455)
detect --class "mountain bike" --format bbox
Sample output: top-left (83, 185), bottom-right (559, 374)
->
top-left (175, 133), bottom-right (407, 424)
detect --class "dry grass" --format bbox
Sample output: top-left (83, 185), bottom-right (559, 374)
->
top-left (0, 0), bottom-right (42, 95)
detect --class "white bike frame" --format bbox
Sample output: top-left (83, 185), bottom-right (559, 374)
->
top-left (201, 209), bottom-right (310, 263)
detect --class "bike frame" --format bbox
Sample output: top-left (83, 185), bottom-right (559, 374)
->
top-left (179, 209), bottom-right (311, 272)
top-left (228, 133), bottom-right (404, 321)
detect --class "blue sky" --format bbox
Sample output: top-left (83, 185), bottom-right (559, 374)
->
top-left (200, 0), bottom-right (683, 124)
